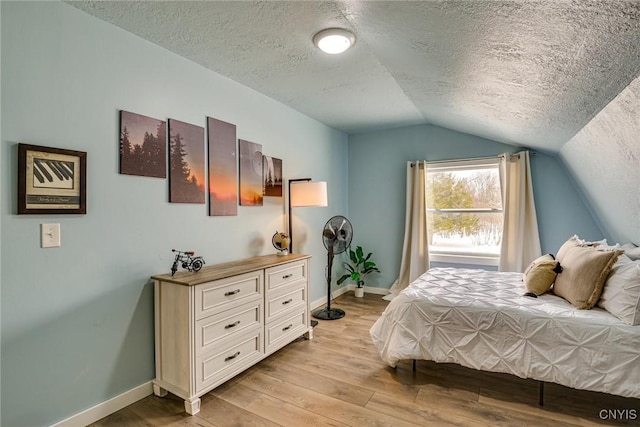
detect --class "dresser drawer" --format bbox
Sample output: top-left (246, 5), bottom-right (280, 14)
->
top-left (265, 260), bottom-right (306, 293)
top-left (194, 271), bottom-right (262, 320)
top-left (195, 300), bottom-right (262, 356)
top-left (195, 331), bottom-right (263, 393)
top-left (265, 286), bottom-right (305, 323)
top-left (265, 310), bottom-right (307, 354)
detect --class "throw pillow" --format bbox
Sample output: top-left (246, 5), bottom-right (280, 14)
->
top-left (553, 245), bottom-right (623, 309)
top-left (597, 255), bottom-right (640, 325)
top-left (622, 243), bottom-right (640, 261)
top-left (556, 235), bottom-right (608, 261)
top-left (524, 254), bottom-right (562, 295)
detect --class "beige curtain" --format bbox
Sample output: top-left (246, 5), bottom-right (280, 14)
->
top-left (499, 151), bottom-right (541, 272)
top-left (385, 161), bottom-right (430, 300)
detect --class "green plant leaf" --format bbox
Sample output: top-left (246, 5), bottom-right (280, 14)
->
top-left (337, 274), bottom-right (350, 285)
top-left (343, 262), bottom-right (355, 273)
top-left (349, 249), bottom-right (357, 264)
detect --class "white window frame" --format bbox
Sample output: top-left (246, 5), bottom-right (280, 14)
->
top-left (426, 157), bottom-right (502, 267)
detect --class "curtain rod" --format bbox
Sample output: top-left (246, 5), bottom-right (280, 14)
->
top-left (410, 151), bottom-right (536, 167)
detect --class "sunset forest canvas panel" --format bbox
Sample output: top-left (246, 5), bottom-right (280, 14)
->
top-left (263, 156), bottom-right (282, 197)
top-left (207, 117), bottom-right (238, 216)
top-left (168, 119), bottom-right (205, 204)
top-left (239, 139), bottom-right (263, 206)
top-left (119, 110), bottom-right (166, 178)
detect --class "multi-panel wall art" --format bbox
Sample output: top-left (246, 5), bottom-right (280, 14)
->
top-left (117, 110), bottom-right (283, 215)
top-left (168, 119), bottom-right (205, 204)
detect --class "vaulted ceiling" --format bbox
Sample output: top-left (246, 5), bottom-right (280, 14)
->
top-left (66, 1), bottom-right (639, 243)
top-left (67, 1), bottom-right (640, 153)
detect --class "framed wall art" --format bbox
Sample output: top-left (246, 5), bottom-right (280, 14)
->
top-left (18, 143), bottom-right (87, 214)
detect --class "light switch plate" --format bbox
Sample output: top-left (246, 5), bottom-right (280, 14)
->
top-left (41, 223), bottom-right (61, 248)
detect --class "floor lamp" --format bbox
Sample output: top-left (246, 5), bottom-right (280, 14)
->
top-left (289, 179), bottom-right (327, 327)
top-left (288, 179), bottom-right (328, 254)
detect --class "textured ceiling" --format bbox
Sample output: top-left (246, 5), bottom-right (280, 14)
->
top-left (67, 1), bottom-right (640, 152)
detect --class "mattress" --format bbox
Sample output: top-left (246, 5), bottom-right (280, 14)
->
top-left (370, 268), bottom-right (640, 398)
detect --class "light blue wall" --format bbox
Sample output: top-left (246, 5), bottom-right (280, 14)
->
top-left (0, 2), bottom-right (347, 426)
top-left (347, 124), bottom-right (603, 288)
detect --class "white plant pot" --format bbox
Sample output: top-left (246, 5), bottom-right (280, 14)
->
top-left (354, 287), bottom-right (365, 298)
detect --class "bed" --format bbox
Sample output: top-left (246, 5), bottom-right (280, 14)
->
top-left (370, 267), bottom-right (640, 399)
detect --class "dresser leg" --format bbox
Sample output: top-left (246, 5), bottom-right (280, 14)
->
top-left (184, 397), bottom-right (201, 415)
top-left (152, 384), bottom-right (168, 397)
top-left (304, 327), bottom-right (314, 340)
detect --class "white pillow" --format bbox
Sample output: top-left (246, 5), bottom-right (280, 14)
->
top-left (566, 234), bottom-right (608, 247)
top-left (596, 243), bottom-right (621, 251)
top-left (597, 254), bottom-right (640, 325)
top-left (621, 243), bottom-right (640, 261)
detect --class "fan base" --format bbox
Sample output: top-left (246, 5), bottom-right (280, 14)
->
top-left (312, 308), bottom-right (345, 320)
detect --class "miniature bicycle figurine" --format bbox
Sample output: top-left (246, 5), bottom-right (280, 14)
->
top-left (171, 249), bottom-right (205, 276)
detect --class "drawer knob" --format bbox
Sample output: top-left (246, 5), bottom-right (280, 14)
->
top-left (224, 289), bottom-right (241, 297)
top-left (282, 298), bottom-right (293, 305)
top-left (282, 324), bottom-right (293, 332)
top-left (282, 273), bottom-right (293, 279)
top-left (224, 351), bottom-right (241, 362)
top-left (225, 320), bottom-right (241, 329)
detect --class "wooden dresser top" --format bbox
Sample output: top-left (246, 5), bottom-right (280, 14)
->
top-left (151, 253), bottom-right (310, 286)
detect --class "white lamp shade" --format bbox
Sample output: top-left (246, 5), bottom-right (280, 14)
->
top-left (290, 181), bottom-right (328, 207)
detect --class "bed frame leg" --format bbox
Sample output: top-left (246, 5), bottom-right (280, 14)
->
top-left (538, 381), bottom-right (544, 406)
top-left (412, 360), bottom-right (417, 371)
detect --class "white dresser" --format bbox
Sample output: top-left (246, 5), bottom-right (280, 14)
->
top-left (151, 254), bottom-right (311, 415)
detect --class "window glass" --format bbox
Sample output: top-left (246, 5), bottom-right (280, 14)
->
top-left (426, 162), bottom-right (502, 258)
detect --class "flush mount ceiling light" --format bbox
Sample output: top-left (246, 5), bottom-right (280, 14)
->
top-left (313, 28), bottom-right (356, 54)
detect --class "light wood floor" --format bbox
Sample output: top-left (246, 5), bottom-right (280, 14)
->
top-left (92, 292), bottom-right (639, 427)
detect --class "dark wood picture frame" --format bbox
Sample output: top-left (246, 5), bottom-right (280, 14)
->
top-left (18, 143), bottom-right (87, 214)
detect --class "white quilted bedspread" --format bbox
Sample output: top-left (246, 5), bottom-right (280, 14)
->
top-left (370, 268), bottom-right (640, 398)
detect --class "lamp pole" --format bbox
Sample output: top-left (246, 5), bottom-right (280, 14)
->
top-left (287, 177), bottom-right (312, 254)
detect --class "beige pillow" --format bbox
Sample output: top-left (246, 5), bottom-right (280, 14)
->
top-left (556, 236), bottom-right (580, 260)
top-left (524, 254), bottom-right (562, 295)
top-left (553, 245), bottom-right (623, 309)
top-left (556, 235), bottom-right (606, 260)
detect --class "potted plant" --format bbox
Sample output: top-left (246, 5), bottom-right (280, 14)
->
top-left (337, 245), bottom-right (380, 297)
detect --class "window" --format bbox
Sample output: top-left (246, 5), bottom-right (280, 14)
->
top-left (426, 158), bottom-right (503, 265)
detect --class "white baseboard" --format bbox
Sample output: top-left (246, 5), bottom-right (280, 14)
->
top-left (50, 381), bottom-right (153, 427)
top-left (310, 285), bottom-right (350, 310)
top-left (363, 286), bottom-right (391, 296)
top-left (310, 284), bottom-right (389, 310)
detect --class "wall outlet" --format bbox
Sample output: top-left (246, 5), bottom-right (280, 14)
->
top-left (41, 223), bottom-right (61, 248)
